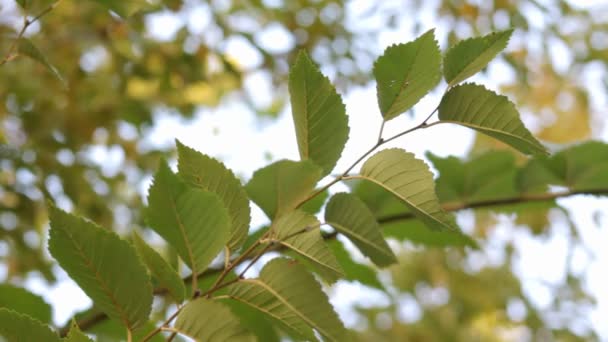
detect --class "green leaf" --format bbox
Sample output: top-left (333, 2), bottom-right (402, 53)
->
top-left (48, 206), bottom-right (153, 331)
top-left (146, 161), bottom-right (231, 282)
top-left (270, 210), bottom-right (343, 283)
top-left (427, 151), bottom-right (519, 203)
top-left (325, 193), bottom-right (396, 267)
top-left (443, 29), bottom-right (513, 86)
top-left (0, 284), bottom-right (52, 323)
top-left (227, 258), bottom-right (346, 341)
top-left (246, 160), bottom-right (322, 219)
top-left (174, 299), bottom-right (255, 342)
top-left (373, 29), bottom-right (441, 120)
top-left (354, 148), bottom-right (457, 231)
top-left (327, 240), bottom-right (385, 290)
top-left (300, 188), bottom-right (329, 215)
top-left (64, 320), bottom-right (94, 342)
top-left (438, 83), bottom-right (547, 155)
top-left (222, 300), bottom-right (281, 342)
top-left (76, 309), bottom-right (163, 342)
top-left (18, 39), bottom-right (66, 87)
top-left (131, 232), bottom-right (186, 303)
top-left (87, 0), bottom-right (146, 17)
top-left (518, 141), bottom-right (608, 192)
top-left (288, 51), bottom-right (349, 176)
top-left (0, 308), bottom-right (61, 342)
top-left (177, 140), bottom-right (251, 251)
top-left (382, 220), bottom-right (478, 248)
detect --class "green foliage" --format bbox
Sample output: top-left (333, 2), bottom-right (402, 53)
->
top-left (327, 240), bottom-right (385, 290)
top-left (0, 284), bottom-right (51, 323)
top-left (325, 193), bottom-right (397, 267)
top-left (131, 232), bottom-right (186, 303)
top-left (226, 258), bottom-right (346, 341)
top-left (48, 206), bottom-right (153, 331)
top-left (289, 51), bottom-right (350, 176)
top-left (356, 148), bottom-right (458, 231)
top-left (17, 38), bottom-right (65, 86)
top-left (443, 30), bottom-right (513, 86)
top-left (374, 29), bottom-right (441, 120)
top-left (88, 0), bottom-right (147, 18)
top-left (0, 308), bottom-right (61, 342)
top-left (427, 151), bottom-right (519, 203)
top-left (270, 210), bottom-right (343, 283)
top-left (64, 321), bottom-right (94, 342)
top-left (245, 160), bottom-right (321, 219)
top-left (146, 161), bottom-right (230, 283)
top-left (519, 141), bottom-right (608, 191)
top-left (174, 299), bottom-right (255, 342)
top-left (2, 18), bottom-right (605, 341)
top-left (439, 83), bottom-right (548, 155)
top-left (177, 140), bottom-right (251, 251)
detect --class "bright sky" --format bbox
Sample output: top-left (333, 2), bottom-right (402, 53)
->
top-left (11, 0), bottom-right (608, 339)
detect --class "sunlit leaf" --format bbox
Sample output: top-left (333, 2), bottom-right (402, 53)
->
top-left (18, 39), bottom-right (66, 86)
top-left (0, 308), bottom-right (60, 342)
top-left (246, 160), bottom-right (321, 219)
top-left (174, 299), bottom-right (255, 342)
top-left (48, 206), bottom-right (153, 331)
top-left (64, 320), bottom-right (94, 342)
top-left (271, 210), bottom-right (343, 283)
top-left (374, 29), bottom-right (441, 120)
top-left (146, 161), bottom-right (231, 283)
top-left (177, 141), bottom-right (251, 251)
top-left (289, 50), bottom-right (349, 176)
top-left (0, 284), bottom-right (51, 323)
top-left (227, 258), bottom-right (346, 341)
top-left (353, 148), bottom-right (457, 231)
top-left (131, 232), bottom-right (186, 303)
top-left (87, 0), bottom-right (147, 18)
top-left (443, 29), bottom-right (513, 86)
top-left (325, 193), bottom-right (396, 267)
top-left (438, 83), bottom-right (547, 155)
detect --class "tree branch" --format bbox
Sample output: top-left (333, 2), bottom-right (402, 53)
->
top-left (377, 188), bottom-right (608, 224)
top-left (62, 186), bottom-right (608, 337)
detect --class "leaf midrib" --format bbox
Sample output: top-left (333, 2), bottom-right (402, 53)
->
top-left (348, 175), bottom-right (452, 230)
top-left (278, 238), bottom-right (343, 276)
top-left (325, 221), bottom-right (393, 259)
top-left (438, 119), bottom-right (545, 153)
top-left (60, 228), bottom-right (133, 330)
top-left (169, 192), bottom-right (197, 277)
top-left (239, 279), bottom-right (335, 340)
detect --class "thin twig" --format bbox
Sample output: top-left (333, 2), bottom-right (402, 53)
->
top-left (236, 243), bottom-right (275, 279)
top-left (377, 120), bottom-right (386, 143)
top-left (296, 108), bottom-right (440, 208)
top-left (139, 305), bottom-right (183, 342)
top-left (0, 0), bottom-right (62, 66)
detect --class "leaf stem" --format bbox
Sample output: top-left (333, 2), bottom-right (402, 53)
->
top-left (139, 305), bottom-right (184, 342)
top-left (377, 120), bottom-right (386, 143)
top-left (297, 108), bottom-right (441, 208)
top-left (205, 234), bottom-right (267, 297)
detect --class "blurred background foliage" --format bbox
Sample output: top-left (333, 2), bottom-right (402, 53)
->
top-left (1, 0), bottom-right (607, 341)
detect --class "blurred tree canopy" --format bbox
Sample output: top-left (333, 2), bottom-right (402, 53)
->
top-left (1, 0), bottom-right (607, 341)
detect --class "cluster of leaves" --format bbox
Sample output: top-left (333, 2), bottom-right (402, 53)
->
top-left (6, 25), bottom-right (602, 341)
